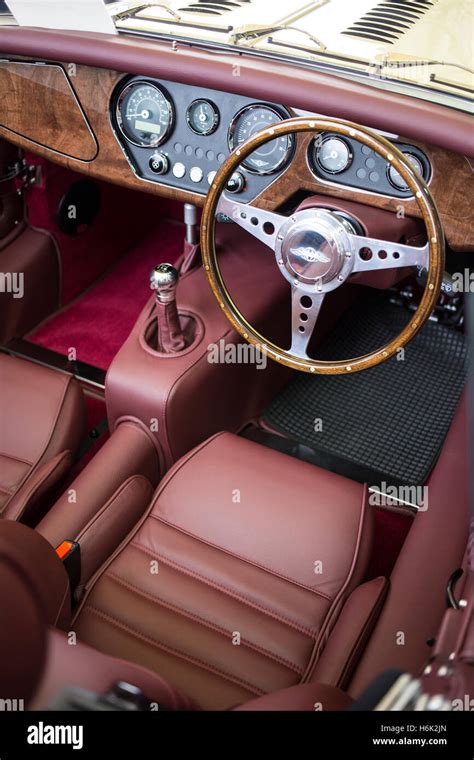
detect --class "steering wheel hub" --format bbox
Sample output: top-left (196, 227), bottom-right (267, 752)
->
top-left (276, 209), bottom-right (354, 292)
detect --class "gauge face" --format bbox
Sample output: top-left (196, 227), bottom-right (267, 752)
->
top-left (116, 81), bottom-right (174, 148)
top-left (387, 153), bottom-right (423, 191)
top-left (229, 105), bottom-right (293, 175)
top-left (315, 136), bottom-right (353, 174)
top-left (187, 99), bottom-right (219, 136)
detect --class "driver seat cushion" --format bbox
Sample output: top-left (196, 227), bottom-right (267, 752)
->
top-left (73, 432), bottom-right (373, 710)
top-left (0, 353), bottom-right (85, 522)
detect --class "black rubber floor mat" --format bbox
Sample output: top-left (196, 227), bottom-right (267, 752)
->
top-left (262, 294), bottom-right (468, 487)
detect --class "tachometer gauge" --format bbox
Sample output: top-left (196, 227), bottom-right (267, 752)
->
top-left (186, 99), bottom-right (219, 136)
top-left (116, 81), bottom-right (174, 148)
top-left (228, 104), bottom-right (293, 175)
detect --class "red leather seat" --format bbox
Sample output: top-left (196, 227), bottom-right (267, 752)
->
top-left (68, 432), bottom-right (373, 709)
top-left (0, 352), bottom-right (85, 522)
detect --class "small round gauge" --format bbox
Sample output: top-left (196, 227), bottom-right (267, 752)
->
top-left (387, 153), bottom-right (424, 191)
top-left (116, 81), bottom-right (174, 148)
top-left (228, 104), bottom-right (293, 175)
top-left (315, 135), bottom-right (353, 174)
top-left (186, 99), bottom-right (219, 136)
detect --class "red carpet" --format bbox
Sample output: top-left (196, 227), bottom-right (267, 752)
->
top-left (28, 221), bottom-right (184, 370)
top-left (365, 508), bottom-right (413, 580)
top-left (25, 154), bottom-right (183, 305)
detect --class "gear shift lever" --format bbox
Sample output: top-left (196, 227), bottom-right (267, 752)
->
top-left (149, 264), bottom-right (186, 353)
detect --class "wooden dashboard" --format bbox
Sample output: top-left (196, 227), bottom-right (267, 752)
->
top-left (0, 59), bottom-right (472, 251)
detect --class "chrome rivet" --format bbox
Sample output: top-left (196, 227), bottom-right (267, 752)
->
top-left (387, 153), bottom-right (394, 161)
top-left (278, 259), bottom-right (283, 265)
top-left (428, 283), bottom-right (434, 290)
top-left (431, 237), bottom-right (437, 244)
top-left (346, 366), bottom-right (352, 372)
top-left (310, 367), bottom-right (316, 372)
top-left (416, 191), bottom-right (422, 198)
top-left (350, 130), bottom-right (355, 137)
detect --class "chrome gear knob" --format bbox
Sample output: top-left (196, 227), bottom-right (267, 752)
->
top-left (150, 263), bottom-right (179, 304)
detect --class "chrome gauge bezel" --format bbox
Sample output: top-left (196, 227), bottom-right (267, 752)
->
top-left (116, 80), bottom-right (175, 149)
top-left (228, 104), bottom-right (294, 176)
top-left (313, 134), bottom-right (354, 175)
top-left (186, 98), bottom-right (220, 136)
top-left (386, 152), bottom-right (424, 191)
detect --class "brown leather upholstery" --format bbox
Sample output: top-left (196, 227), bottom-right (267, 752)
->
top-left (349, 393), bottom-right (470, 696)
top-left (235, 682), bottom-right (353, 711)
top-left (31, 629), bottom-right (198, 711)
top-left (72, 432), bottom-right (372, 710)
top-left (0, 353), bottom-right (85, 522)
top-left (37, 420), bottom-right (160, 587)
top-left (0, 521), bottom-right (70, 707)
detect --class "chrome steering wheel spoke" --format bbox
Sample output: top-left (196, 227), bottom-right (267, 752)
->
top-left (350, 235), bottom-right (429, 273)
top-left (216, 195), bottom-right (286, 251)
top-left (290, 288), bottom-right (325, 358)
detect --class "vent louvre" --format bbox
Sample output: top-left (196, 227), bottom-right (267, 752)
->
top-left (343, 0), bottom-right (438, 44)
top-left (178, 0), bottom-right (251, 16)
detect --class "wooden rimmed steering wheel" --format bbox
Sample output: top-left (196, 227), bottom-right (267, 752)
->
top-left (201, 118), bottom-right (444, 374)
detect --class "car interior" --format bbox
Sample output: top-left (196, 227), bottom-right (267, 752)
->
top-left (0, 0), bottom-right (472, 716)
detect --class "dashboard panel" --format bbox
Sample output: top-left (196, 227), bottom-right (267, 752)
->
top-left (110, 74), bottom-right (431, 203)
top-left (0, 59), bottom-right (472, 250)
top-left (111, 75), bottom-right (294, 203)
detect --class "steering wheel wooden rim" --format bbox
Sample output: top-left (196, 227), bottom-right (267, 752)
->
top-left (201, 117), bottom-right (445, 374)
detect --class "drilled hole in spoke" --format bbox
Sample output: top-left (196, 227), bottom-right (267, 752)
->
top-left (298, 326), bottom-right (305, 333)
top-left (250, 217), bottom-right (259, 226)
top-left (300, 295), bottom-right (313, 309)
top-left (359, 247), bottom-right (372, 261)
top-left (393, 251), bottom-right (400, 259)
top-left (300, 313), bottom-right (309, 322)
top-left (263, 222), bottom-right (275, 235)
top-left (378, 250), bottom-right (388, 259)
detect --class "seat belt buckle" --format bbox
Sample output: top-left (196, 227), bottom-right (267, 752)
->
top-left (56, 540), bottom-right (81, 590)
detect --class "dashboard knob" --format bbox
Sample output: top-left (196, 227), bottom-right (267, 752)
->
top-left (226, 172), bottom-right (245, 194)
top-left (149, 153), bottom-right (169, 175)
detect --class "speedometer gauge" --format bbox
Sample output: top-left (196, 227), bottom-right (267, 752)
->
top-left (116, 81), bottom-right (174, 148)
top-left (228, 104), bottom-right (293, 175)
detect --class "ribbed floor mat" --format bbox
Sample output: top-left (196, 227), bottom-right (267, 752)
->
top-left (262, 294), bottom-right (468, 487)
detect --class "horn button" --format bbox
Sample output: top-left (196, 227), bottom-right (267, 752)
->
top-left (275, 209), bottom-right (356, 293)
